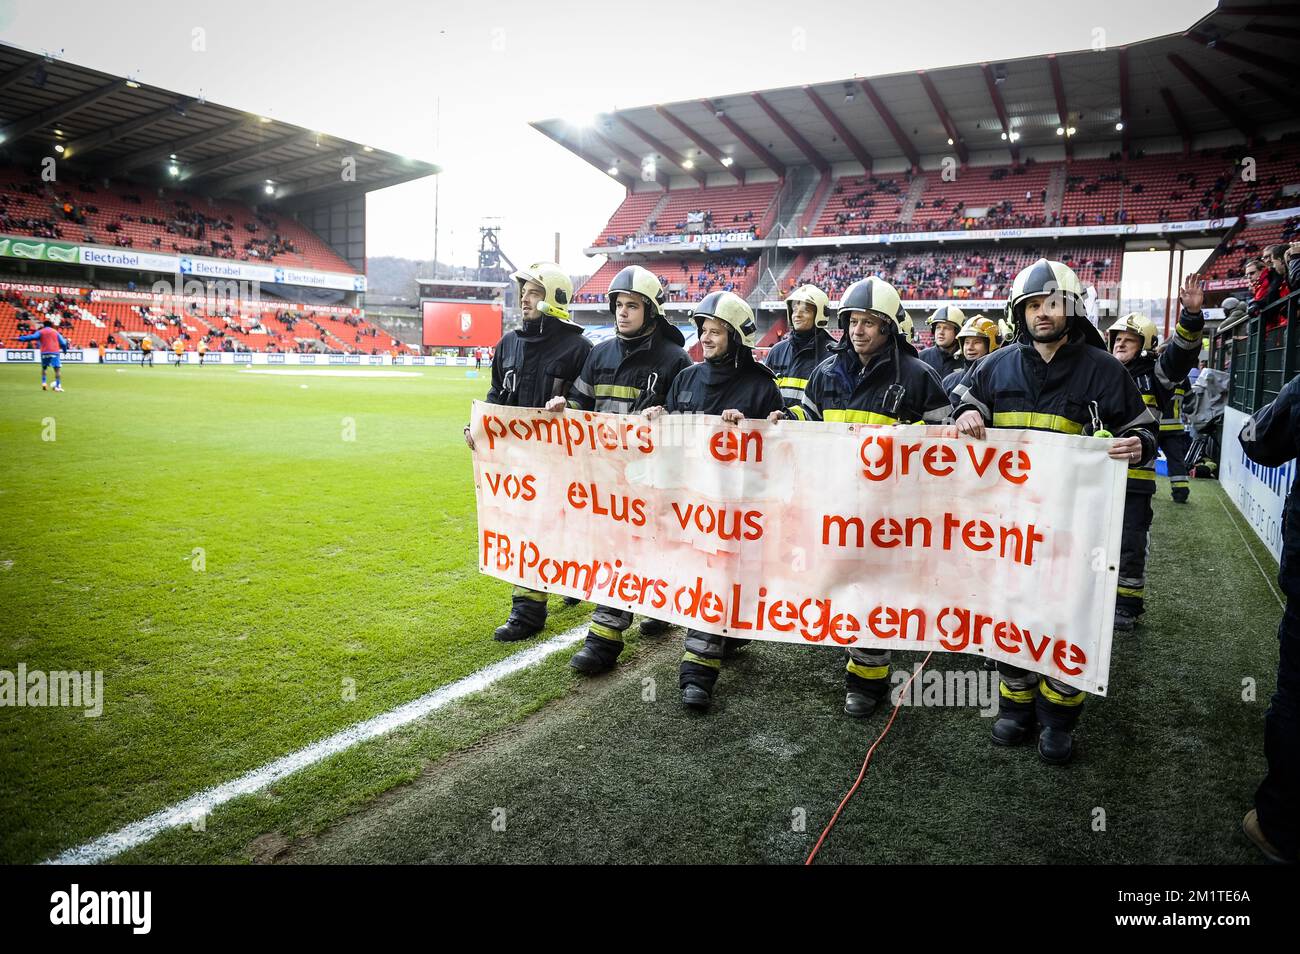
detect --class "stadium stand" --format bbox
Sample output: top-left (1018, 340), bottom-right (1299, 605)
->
top-left (646, 182), bottom-right (778, 236)
top-left (587, 148), bottom-right (1300, 247)
top-left (0, 283), bottom-right (406, 354)
top-left (1202, 216), bottom-right (1300, 282)
top-left (591, 191), bottom-right (663, 247)
top-left (910, 163), bottom-right (1055, 232)
top-left (576, 255), bottom-right (760, 303)
top-left (792, 245), bottom-right (1123, 301)
top-left (0, 165), bottom-right (353, 272)
top-left (812, 172), bottom-right (912, 235)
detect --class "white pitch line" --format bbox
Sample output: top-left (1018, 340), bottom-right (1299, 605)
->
top-left (239, 368), bottom-right (423, 378)
top-left (46, 625), bottom-right (587, 865)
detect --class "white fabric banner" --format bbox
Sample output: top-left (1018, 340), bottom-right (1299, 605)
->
top-left (471, 403), bottom-right (1127, 694)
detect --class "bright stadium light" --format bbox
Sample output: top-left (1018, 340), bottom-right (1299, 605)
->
top-left (168, 164), bottom-right (179, 176)
top-left (1056, 127), bottom-right (1065, 136)
top-left (1000, 132), bottom-right (1008, 141)
top-left (54, 143), bottom-right (65, 154)
top-left (169, 153), bottom-right (177, 160)
top-left (946, 138), bottom-right (954, 146)
top-left (1115, 122), bottom-right (1124, 131)
top-left (607, 166), bottom-right (619, 176)
top-left (125, 80), bottom-right (140, 89)
top-left (1009, 132), bottom-right (1021, 142)
top-left (721, 156), bottom-right (734, 167)
top-left (1067, 126), bottom-right (1076, 136)
top-left (682, 159), bottom-right (695, 169)
top-left (363, 145), bottom-right (374, 152)
top-left (264, 181), bottom-right (275, 194)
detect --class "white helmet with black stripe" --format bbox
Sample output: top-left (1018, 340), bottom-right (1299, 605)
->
top-left (1006, 258), bottom-right (1102, 348)
top-left (784, 283), bottom-right (831, 328)
top-left (607, 264), bottom-right (666, 320)
top-left (691, 291), bottom-right (759, 348)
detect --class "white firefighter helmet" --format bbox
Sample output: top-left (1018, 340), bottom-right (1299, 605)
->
top-left (784, 283), bottom-right (831, 328)
top-left (1108, 312), bottom-right (1159, 352)
top-left (1006, 258), bottom-right (1100, 347)
top-left (512, 261), bottom-right (575, 323)
top-left (691, 291), bottom-right (758, 348)
top-left (927, 304), bottom-right (965, 332)
top-left (606, 264), bottom-right (666, 320)
top-left (837, 276), bottom-right (903, 332)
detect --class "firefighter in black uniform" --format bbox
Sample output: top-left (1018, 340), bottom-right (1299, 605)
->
top-left (941, 314), bottom-right (1000, 397)
top-left (1160, 376), bottom-right (1193, 503)
top-left (546, 265), bottom-right (692, 673)
top-left (1106, 275), bottom-right (1205, 631)
top-left (1238, 377), bottom-right (1300, 864)
top-left (789, 276), bottom-right (954, 718)
top-left (643, 291), bottom-right (783, 712)
top-left (464, 261), bottom-right (592, 642)
top-left (952, 258), bottom-right (1157, 764)
top-left (918, 305), bottom-right (965, 378)
top-left (764, 283), bottom-right (835, 419)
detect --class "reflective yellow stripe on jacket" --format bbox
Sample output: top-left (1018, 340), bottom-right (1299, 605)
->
top-left (824, 409), bottom-right (899, 426)
top-left (991, 412), bottom-right (1084, 434)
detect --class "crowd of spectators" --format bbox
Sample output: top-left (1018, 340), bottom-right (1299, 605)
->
top-left (1245, 239), bottom-right (1300, 329)
top-left (797, 247), bottom-right (1114, 300)
top-left (575, 256), bottom-right (754, 303)
top-left (1, 172), bottom-right (312, 265)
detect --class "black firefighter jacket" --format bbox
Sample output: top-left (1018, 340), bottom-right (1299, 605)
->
top-left (796, 340), bottom-right (953, 425)
top-left (567, 322), bottom-right (690, 414)
top-left (485, 317), bottom-right (592, 409)
top-left (664, 350), bottom-right (783, 420)
top-left (1240, 374), bottom-right (1300, 600)
top-left (951, 327), bottom-right (1158, 471)
top-left (1119, 308), bottom-right (1205, 494)
top-left (764, 328), bottom-right (837, 418)
top-left (918, 343), bottom-right (962, 379)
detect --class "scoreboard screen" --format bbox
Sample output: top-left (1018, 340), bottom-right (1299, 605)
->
top-left (421, 300), bottom-right (503, 347)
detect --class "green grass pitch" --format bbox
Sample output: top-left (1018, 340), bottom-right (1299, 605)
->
top-left (0, 361), bottom-right (1284, 864)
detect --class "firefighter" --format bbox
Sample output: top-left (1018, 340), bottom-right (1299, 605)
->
top-left (1154, 325), bottom-right (1196, 503)
top-left (643, 291), bottom-right (783, 712)
top-left (952, 258), bottom-right (1157, 764)
top-left (1161, 379), bottom-right (1193, 503)
top-left (546, 265), bottom-right (691, 673)
top-left (1106, 275), bottom-right (1205, 630)
top-left (464, 261), bottom-right (592, 642)
top-left (1238, 376), bottom-right (1300, 864)
top-left (764, 284), bottom-right (835, 419)
top-left (788, 276), bottom-right (953, 718)
top-left (918, 305), bottom-right (965, 378)
top-left (941, 314), bottom-right (1000, 396)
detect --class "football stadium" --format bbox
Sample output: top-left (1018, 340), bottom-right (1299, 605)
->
top-left (1, 0), bottom-right (1299, 905)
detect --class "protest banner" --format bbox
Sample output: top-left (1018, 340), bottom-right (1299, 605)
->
top-left (470, 402), bottom-right (1126, 694)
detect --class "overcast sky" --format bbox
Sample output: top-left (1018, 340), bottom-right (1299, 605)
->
top-left (0, 0), bottom-right (1215, 278)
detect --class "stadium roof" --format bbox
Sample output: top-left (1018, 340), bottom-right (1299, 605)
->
top-left (0, 41), bottom-right (438, 210)
top-left (532, 1), bottom-right (1300, 187)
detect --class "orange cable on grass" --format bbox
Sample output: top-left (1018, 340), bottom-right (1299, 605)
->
top-left (805, 651), bottom-right (934, 865)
